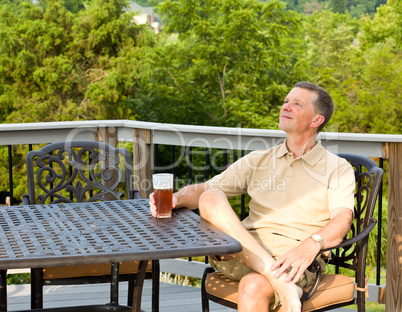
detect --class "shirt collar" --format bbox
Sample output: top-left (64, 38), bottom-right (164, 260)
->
top-left (277, 139), bottom-right (326, 166)
top-left (277, 139), bottom-right (290, 158)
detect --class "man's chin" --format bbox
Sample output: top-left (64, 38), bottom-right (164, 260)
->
top-left (278, 123), bottom-right (288, 131)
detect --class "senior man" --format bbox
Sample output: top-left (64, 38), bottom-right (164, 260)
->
top-left (150, 82), bottom-right (355, 312)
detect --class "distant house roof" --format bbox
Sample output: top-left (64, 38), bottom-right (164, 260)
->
top-left (128, 2), bottom-right (155, 16)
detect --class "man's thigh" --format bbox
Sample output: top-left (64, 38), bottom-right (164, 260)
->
top-left (209, 256), bottom-right (253, 281)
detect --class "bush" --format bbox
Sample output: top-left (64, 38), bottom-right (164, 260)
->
top-left (7, 273), bottom-right (30, 285)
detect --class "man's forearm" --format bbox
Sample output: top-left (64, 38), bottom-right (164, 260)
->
top-left (174, 183), bottom-right (210, 210)
top-left (313, 208), bottom-right (354, 249)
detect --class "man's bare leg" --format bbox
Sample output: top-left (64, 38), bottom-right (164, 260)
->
top-left (199, 189), bottom-right (303, 312)
top-left (238, 273), bottom-right (274, 312)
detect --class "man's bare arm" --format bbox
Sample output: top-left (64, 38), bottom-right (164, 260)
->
top-left (270, 207), bottom-right (354, 283)
top-left (174, 183), bottom-right (210, 209)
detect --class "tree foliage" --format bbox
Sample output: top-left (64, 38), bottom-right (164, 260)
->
top-left (1, 0), bottom-right (399, 132)
top-left (306, 0), bottom-right (402, 133)
top-left (278, 0), bottom-right (387, 17)
top-left (0, 0), bottom-right (156, 123)
top-left (147, 0), bottom-right (308, 128)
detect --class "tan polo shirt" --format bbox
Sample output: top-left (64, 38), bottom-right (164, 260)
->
top-left (207, 140), bottom-right (355, 249)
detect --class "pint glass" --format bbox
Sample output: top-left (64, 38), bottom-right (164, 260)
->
top-left (152, 173), bottom-right (174, 218)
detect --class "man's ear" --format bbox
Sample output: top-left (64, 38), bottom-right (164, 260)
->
top-left (311, 115), bottom-right (325, 129)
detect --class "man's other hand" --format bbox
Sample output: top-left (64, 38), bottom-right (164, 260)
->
top-left (270, 238), bottom-right (320, 283)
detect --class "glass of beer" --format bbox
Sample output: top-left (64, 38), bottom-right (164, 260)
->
top-left (152, 173), bottom-right (174, 218)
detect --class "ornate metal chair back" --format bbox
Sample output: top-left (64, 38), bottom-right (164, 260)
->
top-left (25, 141), bottom-right (133, 205)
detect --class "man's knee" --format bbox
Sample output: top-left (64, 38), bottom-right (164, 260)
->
top-left (238, 273), bottom-right (276, 312)
top-left (239, 273), bottom-right (273, 299)
top-left (198, 189), bottom-right (227, 218)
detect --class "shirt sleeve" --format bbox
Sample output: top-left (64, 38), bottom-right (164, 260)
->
top-left (328, 157), bottom-right (356, 213)
top-left (206, 153), bottom-right (255, 197)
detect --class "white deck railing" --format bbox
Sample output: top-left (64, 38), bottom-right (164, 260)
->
top-left (1, 119), bottom-right (395, 154)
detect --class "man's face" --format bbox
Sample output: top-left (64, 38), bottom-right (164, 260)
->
top-left (278, 87), bottom-right (320, 134)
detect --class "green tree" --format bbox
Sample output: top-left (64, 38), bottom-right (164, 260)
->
top-left (331, 0), bottom-right (401, 133)
top-left (331, 0), bottom-right (346, 13)
top-left (304, 1), bottom-right (402, 134)
top-left (0, 0), bottom-right (156, 123)
top-left (269, 0), bottom-right (389, 17)
top-left (0, 1), bottom-right (74, 123)
top-left (149, 0), bottom-right (308, 128)
top-left (61, 0), bottom-right (88, 13)
top-left (303, 10), bottom-right (359, 92)
top-left (358, 0), bottom-right (401, 50)
top-left (37, 0), bottom-right (89, 13)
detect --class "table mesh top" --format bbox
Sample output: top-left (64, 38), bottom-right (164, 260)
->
top-left (0, 199), bottom-right (240, 269)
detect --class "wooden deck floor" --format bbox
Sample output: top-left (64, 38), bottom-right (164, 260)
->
top-left (6, 280), bottom-right (233, 312)
top-left (6, 280), bottom-right (352, 312)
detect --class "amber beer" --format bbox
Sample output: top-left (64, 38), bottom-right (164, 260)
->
top-left (152, 173), bottom-right (174, 218)
top-left (154, 188), bottom-right (173, 218)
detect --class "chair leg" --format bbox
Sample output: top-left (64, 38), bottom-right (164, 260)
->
top-left (110, 262), bottom-right (120, 305)
top-left (132, 261), bottom-right (148, 312)
top-left (201, 267), bottom-right (215, 312)
top-left (356, 291), bottom-right (366, 312)
top-left (0, 270), bottom-right (7, 312)
top-left (152, 260), bottom-right (160, 312)
top-left (127, 261), bottom-right (160, 310)
top-left (127, 279), bottom-right (134, 307)
top-left (31, 268), bottom-right (43, 309)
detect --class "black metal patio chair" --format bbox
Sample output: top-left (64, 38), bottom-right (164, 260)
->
top-left (201, 153), bottom-right (383, 312)
top-left (22, 140), bottom-right (160, 311)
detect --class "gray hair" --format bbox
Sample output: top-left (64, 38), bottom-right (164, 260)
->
top-left (294, 81), bottom-right (334, 133)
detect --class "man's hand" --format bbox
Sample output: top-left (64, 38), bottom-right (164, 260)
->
top-left (149, 192), bottom-right (177, 218)
top-left (270, 238), bottom-right (321, 284)
top-left (270, 208), bottom-right (353, 283)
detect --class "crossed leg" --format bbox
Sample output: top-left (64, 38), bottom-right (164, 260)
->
top-left (238, 272), bottom-right (275, 311)
top-left (199, 189), bottom-right (303, 312)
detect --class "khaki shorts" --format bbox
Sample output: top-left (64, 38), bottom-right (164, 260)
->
top-left (209, 231), bottom-right (326, 310)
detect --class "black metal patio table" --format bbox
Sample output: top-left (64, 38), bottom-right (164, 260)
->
top-left (0, 199), bottom-right (241, 312)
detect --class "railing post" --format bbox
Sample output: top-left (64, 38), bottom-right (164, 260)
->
top-left (96, 126), bottom-right (118, 200)
top-left (133, 128), bottom-right (153, 199)
top-left (96, 126), bottom-right (117, 147)
top-left (384, 142), bottom-right (402, 311)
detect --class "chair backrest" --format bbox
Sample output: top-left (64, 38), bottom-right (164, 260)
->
top-left (25, 141), bottom-right (134, 204)
top-left (329, 153), bottom-right (383, 306)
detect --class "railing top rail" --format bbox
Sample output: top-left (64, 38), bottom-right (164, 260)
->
top-left (1, 120), bottom-right (402, 142)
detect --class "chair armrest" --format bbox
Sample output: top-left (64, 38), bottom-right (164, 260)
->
top-left (22, 194), bottom-right (30, 205)
top-left (321, 217), bottom-right (377, 253)
top-left (305, 217), bottom-right (377, 300)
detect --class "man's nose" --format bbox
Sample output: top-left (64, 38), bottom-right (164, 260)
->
top-left (282, 103), bottom-right (291, 111)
